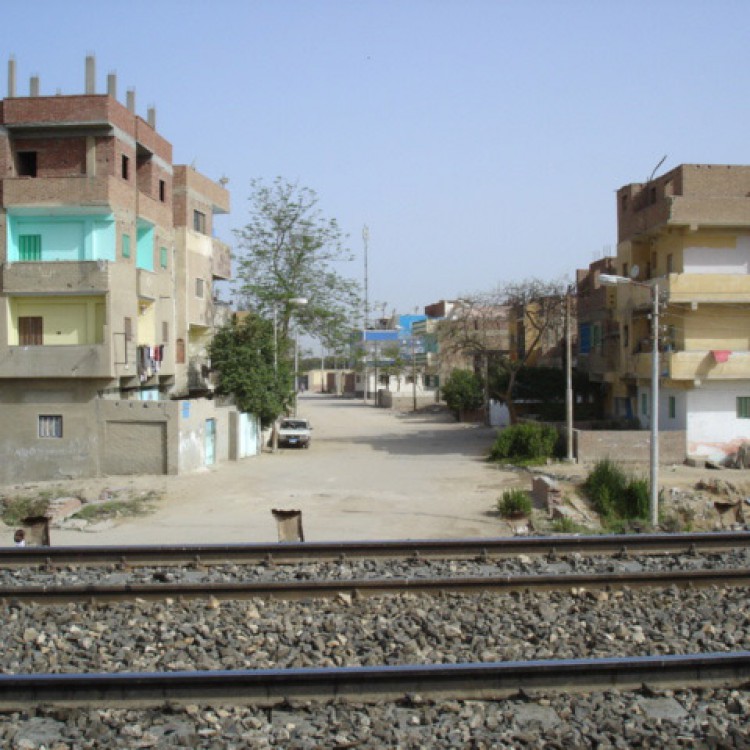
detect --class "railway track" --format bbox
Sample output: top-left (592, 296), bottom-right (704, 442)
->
top-left (1, 537), bottom-right (749, 744)
top-left (1, 531), bottom-right (748, 568)
top-left (2, 567), bottom-right (750, 604)
top-left (0, 652), bottom-right (748, 709)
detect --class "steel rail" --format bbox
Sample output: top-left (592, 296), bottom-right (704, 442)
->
top-left (2, 568), bottom-right (749, 604)
top-left (0, 652), bottom-right (747, 708)
top-left (0, 532), bottom-right (748, 568)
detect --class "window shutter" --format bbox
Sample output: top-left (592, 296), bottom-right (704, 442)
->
top-left (19, 234), bottom-right (42, 261)
top-left (19, 316), bottom-right (43, 345)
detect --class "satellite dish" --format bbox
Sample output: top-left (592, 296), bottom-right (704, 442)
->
top-left (630, 264), bottom-right (640, 280)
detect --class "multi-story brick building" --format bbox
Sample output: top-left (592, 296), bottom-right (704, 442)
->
top-left (0, 57), bottom-right (254, 483)
top-left (609, 163), bottom-right (750, 462)
top-left (575, 256), bottom-right (618, 411)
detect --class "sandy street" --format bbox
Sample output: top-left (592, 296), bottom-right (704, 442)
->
top-left (48, 395), bottom-right (517, 546)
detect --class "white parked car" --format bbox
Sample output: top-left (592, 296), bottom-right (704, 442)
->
top-left (278, 418), bottom-right (312, 448)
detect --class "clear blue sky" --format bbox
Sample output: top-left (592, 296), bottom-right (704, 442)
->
top-left (2, 0), bottom-right (749, 318)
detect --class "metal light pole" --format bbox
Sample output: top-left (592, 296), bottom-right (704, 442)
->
top-left (600, 274), bottom-right (660, 526)
top-left (362, 225), bottom-right (370, 404)
top-left (289, 297), bottom-right (308, 418)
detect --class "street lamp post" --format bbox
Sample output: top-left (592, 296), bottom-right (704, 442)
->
top-left (600, 273), bottom-right (660, 526)
top-left (290, 297), bottom-right (308, 418)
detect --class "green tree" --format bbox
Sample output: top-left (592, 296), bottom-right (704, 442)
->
top-left (442, 369), bottom-right (484, 419)
top-left (234, 178), bottom-right (361, 350)
top-left (209, 315), bottom-right (292, 427)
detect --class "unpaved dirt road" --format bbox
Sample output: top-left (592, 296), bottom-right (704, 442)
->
top-left (49, 395), bottom-right (518, 545)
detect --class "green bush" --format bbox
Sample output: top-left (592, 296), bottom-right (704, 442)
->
top-left (489, 422), bottom-right (558, 463)
top-left (583, 459), bottom-right (649, 523)
top-left (442, 369), bottom-right (484, 417)
top-left (497, 488), bottom-right (533, 517)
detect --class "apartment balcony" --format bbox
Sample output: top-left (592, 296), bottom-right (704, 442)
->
top-left (664, 272), bottom-right (750, 304)
top-left (136, 268), bottom-right (157, 300)
top-left (2, 175), bottom-right (116, 208)
top-left (0, 344), bottom-right (113, 379)
top-left (212, 238), bottom-right (231, 280)
top-left (1, 260), bottom-right (110, 294)
top-left (627, 349), bottom-right (750, 381)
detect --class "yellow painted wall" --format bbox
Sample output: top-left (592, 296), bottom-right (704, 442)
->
top-left (10, 296), bottom-right (105, 345)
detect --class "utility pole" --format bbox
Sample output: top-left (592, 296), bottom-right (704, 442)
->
top-left (362, 225), bottom-right (369, 404)
top-left (650, 282), bottom-right (660, 527)
top-left (565, 288), bottom-right (574, 461)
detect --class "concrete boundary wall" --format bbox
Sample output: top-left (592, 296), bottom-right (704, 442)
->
top-left (379, 391), bottom-right (439, 412)
top-left (574, 428), bottom-right (686, 464)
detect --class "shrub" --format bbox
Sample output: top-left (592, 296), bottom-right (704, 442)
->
top-left (583, 459), bottom-right (649, 523)
top-left (1, 494), bottom-right (51, 526)
top-left (442, 369), bottom-right (484, 417)
top-left (497, 488), bottom-right (533, 517)
top-left (550, 516), bottom-right (590, 534)
top-left (489, 422), bottom-right (558, 463)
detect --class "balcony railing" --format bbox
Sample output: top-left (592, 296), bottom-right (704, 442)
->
top-left (664, 272), bottom-right (750, 304)
top-left (0, 344), bottom-right (112, 379)
top-left (1, 260), bottom-right (110, 294)
top-left (626, 349), bottom-right (750, 381)
top-left (3, 175), bottom-right (115, 207)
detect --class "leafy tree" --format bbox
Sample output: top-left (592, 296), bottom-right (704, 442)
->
top-left (380, 343), bottom-right (408, 390)
top-left (439, 279), bottom-right (569, 424)
top-left (494, 278), bottom-right (568, 423)
top-left (442, 369), bottom-right (484, 418)
top-left (209, 315), bottom-right (292, 427)
top-left (234, 178), bottom-right (361, 350)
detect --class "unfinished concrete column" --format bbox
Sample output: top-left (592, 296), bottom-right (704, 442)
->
top-left (107, 72), bottom-right (117, 99)
top-left (30, 75), bottom-right (39, 97)
top-left (147, 106), bottom-right (156, 128)
top-left (7, 56), bottom-right (15, 97)
top-left (85, 54), bottom-right (96, 94)
top-left (126, 88), bottom-right (135, 113)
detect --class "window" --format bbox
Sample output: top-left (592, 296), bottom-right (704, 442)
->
top-left (176, 338), bottom-right (186, 364)
top-left (622, 263), bottom-right (628, 278)
top-left (121, 155), bottom-right (130, 180)
top-left (19, 317), bottom-right (43, 346)
top-left (193, 210), bottom-right (206, 234)
top-left (159, 180), bottom-right (166, 202)
top-left (39, 415), bottom-right (62, 439)
top-left (18, 151), bottom-right (37, 177)
top-left (669, 396), bottom-right (676, 420)
top-left (641, 392), bottom-right (648, 416)
top-left (122, 233), bottom-right (131, 259)
top-left (667, 254), bottom-right (673, 273)
top-left (737, 397), bottom-right (750, 419)
top-left (623, 324), bottom-right (629, 349)
top-left (196, 278), bottom-right (204, 298)
top-left (160, 246), bottom-right (168, 269)
top-left (124, 317), bottom-right (133, 342)
top-left (162, 322), bottom-right (169, 344)
top-left (18, 234), bottom-right (42, 261)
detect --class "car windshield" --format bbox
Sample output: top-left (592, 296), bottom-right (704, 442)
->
top-left (281, 420), bottom-right (308, 429)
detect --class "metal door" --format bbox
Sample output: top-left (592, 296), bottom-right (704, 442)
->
top-left (205, 418), bottom-right (216, 466)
